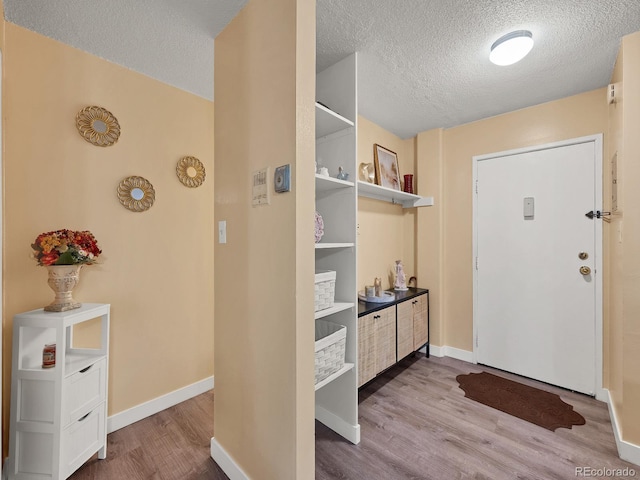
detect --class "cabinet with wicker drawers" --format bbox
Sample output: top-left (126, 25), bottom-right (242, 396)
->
top-left (7, 303), bottom-right (110, 480)
top-left (357, 306), bottom-right (396, 387)
top-left (397, 293), bottom-right (429, 359)
top-left (358, 288), bottom-right (429, 387)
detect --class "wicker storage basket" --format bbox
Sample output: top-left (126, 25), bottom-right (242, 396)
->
top-left (315, 320), bottom-right (346, 384)
top-left (315, 270), bottom-right (336, 312)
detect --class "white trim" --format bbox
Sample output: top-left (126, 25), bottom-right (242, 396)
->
top-left (472, 134), bottom-right (604, 395)
top-left (210, 438), bottom-right (250, 480)
top-left (427, 345), bottom-right (474, 363)
top-left (107, 376), bottom-right (214, 433)
top-left (604, 389), bottom-right (640, 466)
top-left (315, 405), bottom-right (361, 444)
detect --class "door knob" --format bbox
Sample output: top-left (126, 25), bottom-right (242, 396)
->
top-left (580, 266), bottom-right (591, 275)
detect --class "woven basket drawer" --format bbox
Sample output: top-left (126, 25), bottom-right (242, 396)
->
top-left (315, 270), bottom-right (336, 312)
top-left (315, 320), bottom-right (346, 384)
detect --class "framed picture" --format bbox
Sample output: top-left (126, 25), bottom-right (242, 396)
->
top-left (373, 144), bottom-right (401, 190)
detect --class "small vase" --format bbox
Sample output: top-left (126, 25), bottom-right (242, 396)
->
top-left (403, 174), bottom-right (414, 194)
top-left (44, 264), bottom-right (82, 312)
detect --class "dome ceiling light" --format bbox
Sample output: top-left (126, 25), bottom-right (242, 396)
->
top-left (490, 30), bottom-right (534, 66)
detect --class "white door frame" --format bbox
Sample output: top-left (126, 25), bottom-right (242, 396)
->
top-left (472, 134), bottom-right (604, 400)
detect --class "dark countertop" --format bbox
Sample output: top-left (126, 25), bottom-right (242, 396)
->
top-left (358, 287), bottom-right (428, 317)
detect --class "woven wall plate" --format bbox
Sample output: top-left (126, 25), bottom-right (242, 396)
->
top-left (176, 156), bottom-right (206, 188)
top-left (76, 106), bottom-right (121, 147)
top-left (117, 176), bottom-right (155, 212)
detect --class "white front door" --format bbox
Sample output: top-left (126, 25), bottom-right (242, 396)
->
top-left (474, 136), bottom-right (602, 396)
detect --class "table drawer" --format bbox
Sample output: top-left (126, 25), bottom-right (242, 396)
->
top-left (63, 357), bottom-right (106, 426)
top-left (63, 402), bottom-right (105, 477)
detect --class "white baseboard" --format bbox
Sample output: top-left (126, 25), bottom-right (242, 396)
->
top-left (107, 376), bottom-right (214, 433)
top-left (604, 389), bottom-right (640, 467)
top-left (315, 405), bottom-right (360, 445)
top-left (210, 438), bottom-right (250, 480)
top-left (429, 344), bottom-right (474, 363)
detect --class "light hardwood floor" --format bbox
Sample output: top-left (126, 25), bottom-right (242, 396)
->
top-left (70, 355), bottom-right (637, 479)
top-left (69, 390), bottom-right (228, 480)
top-left (317, 355), bottom-right (638, 480)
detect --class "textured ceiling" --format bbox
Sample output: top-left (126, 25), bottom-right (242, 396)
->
top-left (318, 0), bottom-right (640, 137)
top-left (6, 1), bottom-right (640, 139)
top-left (3, 0), bottom-right (247, 100)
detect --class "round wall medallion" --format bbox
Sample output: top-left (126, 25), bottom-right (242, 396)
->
top-left (117, 176), bottom-right (155, 212)
top-left (176, 156), bottom-right (206, 188)
top-left (76, 106), bottom-right (121, 147)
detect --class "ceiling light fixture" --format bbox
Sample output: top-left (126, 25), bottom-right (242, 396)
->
top-left (490, 30), bottom-right (534, 66)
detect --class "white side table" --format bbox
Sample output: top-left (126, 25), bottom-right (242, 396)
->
top-left (7, 303), bottom-right (110, 480)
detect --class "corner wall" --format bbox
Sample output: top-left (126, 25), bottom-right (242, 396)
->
top-left (608, 30), bottom-right (640, 451)
top-left (357, 116), bottom-right (416, 290)
top-left (212, 0), bottom-right (315, 478)
top-left (2, 24), bottom-right (215, 451)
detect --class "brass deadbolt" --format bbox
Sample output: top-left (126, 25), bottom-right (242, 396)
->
top-left (580, 266), bottom-right (591, 276)
top-left (578, 252), bottom-right (588, 260)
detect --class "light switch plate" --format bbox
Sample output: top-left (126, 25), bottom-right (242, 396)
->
top-left (218, 220), bottom-right (227, 244)
top-left (523, 197), bottom-right (534, 219)
top-left (274, 164), bottom-right (291, 193)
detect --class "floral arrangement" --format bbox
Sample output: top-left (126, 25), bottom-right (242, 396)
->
top-left (31, 229), bottom-right (102, 266)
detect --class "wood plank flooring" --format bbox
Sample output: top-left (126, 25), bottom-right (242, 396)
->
top-left (70, 355), bottom-right (637, 479)
top-left (317, 355), bottom-right (638, 480)
top-left (68, 390), bottom-right (229, 480)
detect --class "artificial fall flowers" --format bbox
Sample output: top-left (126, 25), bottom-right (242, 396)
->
top-left (31, 229), bottom-right (102, 266)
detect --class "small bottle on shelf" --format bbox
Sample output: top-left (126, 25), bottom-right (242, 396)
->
top-left (42, 343), bottom-right (56, 368)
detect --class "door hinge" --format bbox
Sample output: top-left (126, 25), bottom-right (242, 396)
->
top-left (475, 334), bottom-right (478, 347)
top-left (475, 180), bottom-right (478, 194)
top-left (475, 257), bottom-right (478, 270)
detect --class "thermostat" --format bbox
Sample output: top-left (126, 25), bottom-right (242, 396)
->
top-left (274, 164), bottom-right (291, 193)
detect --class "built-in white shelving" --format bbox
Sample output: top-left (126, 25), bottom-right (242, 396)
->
top-left (314, 363), bottom-right (354, 391)
top-left (315, 102), bottom-right (354, 138)
top-left (358, 181), bottom-right (434, 208)
top-left (314, 53), bottom-right (360, 445)
top-left (314, 302), bottom-right (355, 320)
top-left (315, 242), bottom-right (355, 250)
top-left (316, 174), bottom-right (354, 192)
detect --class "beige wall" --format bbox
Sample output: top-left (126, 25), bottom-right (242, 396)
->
top-left (416, 129), bottom-right (444, 346)
top-left (2, 24), bottom-right (215, 449)
top-left (0, 0), bottom-right (4, 49)
top-left (357, 116), bottom-right (417, 290)
top-left (213, 0), bottom-right (315, 478)
top-left (608, 42), bottom-right (624, 422)
top-left (417, 89), bottom-right (608, 351)
top-left (608, 30), bottom-right (640, 446)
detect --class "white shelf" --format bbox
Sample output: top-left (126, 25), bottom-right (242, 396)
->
top-left (65, 352), bottom-right (107, 377)
top-left (315, 363), bottom-right (354, 391)
top-left (357, 181), bottom-right (434, 208)
top-left (315, 302), bottom-right (355, 320)
top-left (315, 242), bottom-right (355, 249)
top-left (316, 102), bottom-right (354, 138)
top-left (316, 174), bottom-right (354, 193)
